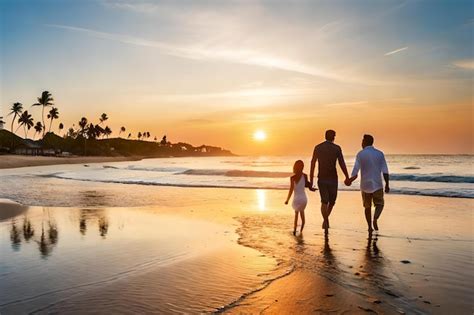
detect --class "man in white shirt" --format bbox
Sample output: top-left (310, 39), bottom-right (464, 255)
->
top-left (346, 135), bottom-right (390, 233)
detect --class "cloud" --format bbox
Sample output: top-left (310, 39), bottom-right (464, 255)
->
top-left (323, 100), bottom-right (368, 107)
top-left (384, 46), bottom-right (408, 56)
top-left (46, 23), bottom-right (379, 85)
top-left (452, 59), bottom-right (474, 70)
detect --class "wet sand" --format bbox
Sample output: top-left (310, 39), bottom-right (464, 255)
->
top-left (0, 186), bottom-right (472, 314)
top-left (0, 154), bottom-right (142, 169)
top-left (0, 199), bottom-right (28, 221)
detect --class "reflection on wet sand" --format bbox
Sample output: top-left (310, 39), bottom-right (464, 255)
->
top-left (10, 220), bottom-right (21, 251)
top-left (319, 232), bottom-right (346, 287)
top-left (9, 208), bottom-right (110, 258)
top-left (78, 209), bottom-right (109, 238)
top-left (1, 205), bottom-right (277, 314)
top-left (23, 217), bottom-right (34, 241)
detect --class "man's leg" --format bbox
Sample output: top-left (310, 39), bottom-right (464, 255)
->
top-left (318, 182), bottom-right (330, 229)
top-left (373, 189), bottom-right (385, 231)
top-left (326, 183), bottom-right (338, 228)
top-left (321, 203), bottom-right (329, 229)
top-left (362, 192), bottom-right (373, 232)
top-left (365, 207), bottom-right (373, 232)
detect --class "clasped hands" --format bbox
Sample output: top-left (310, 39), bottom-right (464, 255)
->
top-left (344, 176), bottom-right (357, 186)
top-left (344, 176), bottom-right (390, 193)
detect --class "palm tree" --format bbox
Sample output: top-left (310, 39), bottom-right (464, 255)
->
top-left (58, 122), bottom-right (64, 135)
top-left (104, 126), bottom-right (112, 138)
top-left (127, 133), bottom-right (131, 139)
top-left (47, 107), bottom-right (59, 133)
top-left (119, 126), bottom-right (126, 137)
top-left (99, 113), bottom-right (108, 125)
top-left (0, 116), bottom-right (5, 129)
top-left (18, 111), bottom-right (34, 139)
top-left (8, 102), bottom-right (23, 133)
top-left (161, 135), bottom-right (167, 146)
top-left (78, 117), bottom-right (88, 136)
top-left (32, 91), bottom-right (54, 137)
top-left (33, 122), bottom-right (43, 139)
top-left (67, 127), bottom-right (76, 138)
top-left (95, 124), bottom-right (104, 139)
top-left (86, 123), bottom-right (98, 139)
top-left (137, 132), bottom-right (142, 140)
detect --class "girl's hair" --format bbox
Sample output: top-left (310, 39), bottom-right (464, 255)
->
top-left (293, 160), bottom-right (304, 175)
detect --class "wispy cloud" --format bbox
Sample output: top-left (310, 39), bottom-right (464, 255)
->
top-left (452, 59), bottom-right (474, 70)
top-left (46, 24), bottom-right (376, 84)
top-left (384, 46), bottom-right (408, 56)
top-left (323, 100), bottom-right (368, 107)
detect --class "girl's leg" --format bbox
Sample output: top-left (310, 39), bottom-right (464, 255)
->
top-left (300, 211), bottom-right (305, 233)
top-left (293, 212), bottom-right (298, 235)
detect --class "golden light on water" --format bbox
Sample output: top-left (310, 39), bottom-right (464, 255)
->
top-left (256, 189), bottom-right (266, 211)
top-left (253, 130), bottom-right (267, 142)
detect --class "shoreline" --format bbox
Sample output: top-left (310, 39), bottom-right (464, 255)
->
top-left (0, 154), bottom-right (144, 169)
top-left (0, 154), bottom-right (238, 170)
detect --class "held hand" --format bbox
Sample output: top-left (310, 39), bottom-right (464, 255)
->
top-left (385, 185), bottom-right (390, 193)
top-left (344, 178), bottom-right (352, 186)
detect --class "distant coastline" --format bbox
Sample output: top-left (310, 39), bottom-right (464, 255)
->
top-left (0, 128), bottom-right (235, 168)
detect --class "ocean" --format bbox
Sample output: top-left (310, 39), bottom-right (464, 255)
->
top-left (3, 155), bottom-right (470, 202)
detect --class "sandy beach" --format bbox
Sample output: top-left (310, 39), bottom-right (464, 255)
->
top-left (0, 154), bottom-right (142, 169)
top-left (1, 177), bottom-right (472, 314)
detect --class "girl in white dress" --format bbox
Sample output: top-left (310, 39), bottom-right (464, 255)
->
top-left (285, 160), bottom-right (314, 235)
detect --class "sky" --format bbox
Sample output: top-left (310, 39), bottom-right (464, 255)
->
top-left (1, 0), bottom-right (472, 155)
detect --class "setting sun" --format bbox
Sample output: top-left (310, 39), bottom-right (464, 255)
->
top-left (253, 130), bottom-right (267, 141)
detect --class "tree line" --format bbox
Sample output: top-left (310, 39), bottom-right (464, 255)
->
top-left (3, 90), bottom-right (170, 145)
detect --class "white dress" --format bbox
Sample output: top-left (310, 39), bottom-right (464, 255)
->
top-left (292, 175), bottom-right (308, 212)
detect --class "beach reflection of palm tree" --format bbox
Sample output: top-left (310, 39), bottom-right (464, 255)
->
top-left (80, 215), bottom-right (87, 235)
top-left (36, 209), bottom-right (60, 258)
top-left (48, 220), bottom-right (59, 245)
top-left (10, 220), bottom-right (22, 251)
top-left (23, 217), bottom-right (35, 241)
top-left (99, 216), bottom-right (109, 238)
top-left (38, 225), bottom-right (53, 258)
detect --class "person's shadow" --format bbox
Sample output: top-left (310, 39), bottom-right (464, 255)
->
top-left (320, 233), bottom-right (342, 281)
top-left (363, 233), bottom-right (383, 276)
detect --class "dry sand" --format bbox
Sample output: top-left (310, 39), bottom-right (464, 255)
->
top-left (0, 154), bottom-right (141, 169)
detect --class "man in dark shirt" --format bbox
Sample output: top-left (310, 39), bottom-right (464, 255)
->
top-left (310, 130), bottom-right (350, 231)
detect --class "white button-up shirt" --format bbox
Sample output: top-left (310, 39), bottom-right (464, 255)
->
top-left (351, 146), bottom-right (389, 193)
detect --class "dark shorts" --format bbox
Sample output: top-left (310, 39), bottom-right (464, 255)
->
top-left (362, 189), bottom-right (384, 208)
top-left (317, 180), bottom-right (338, 205)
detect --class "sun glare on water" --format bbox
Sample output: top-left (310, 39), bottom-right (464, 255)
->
top-left (253, 130), bottom-right (267, 141)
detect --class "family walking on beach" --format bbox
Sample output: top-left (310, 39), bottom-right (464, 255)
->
top-left (285, 130), bottom-right (390, 235)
